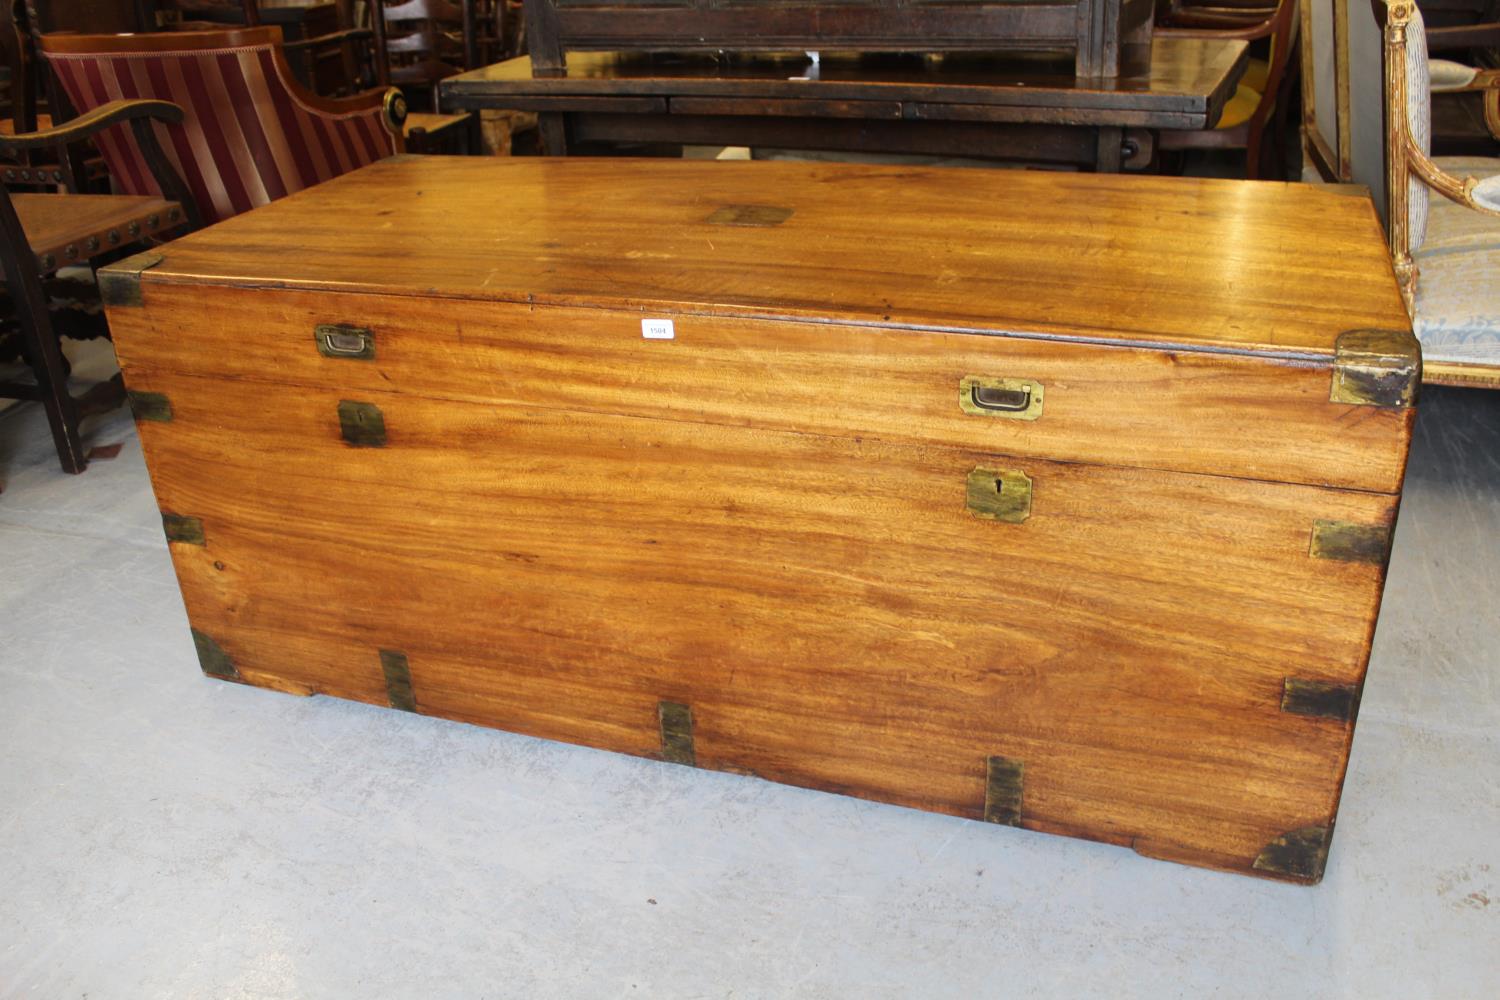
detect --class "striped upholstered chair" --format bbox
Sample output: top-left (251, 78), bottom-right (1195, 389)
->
top-left (38, 27), bottom-right (408, 226)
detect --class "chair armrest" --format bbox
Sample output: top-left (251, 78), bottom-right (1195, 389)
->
top-left (1426, 23), bottom-right (1500, 51)
top-left (1155, 19), bottom-right (1276, 40)
top-left (311, 86), bottom-right (409, 134)
top-left (282, 27), bottom-right (374, 53)
top-left (0, 99), bottom-right (184, 154)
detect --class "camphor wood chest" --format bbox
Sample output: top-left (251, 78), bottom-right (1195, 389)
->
top-left (103, 157), bottom-right (1417, 883)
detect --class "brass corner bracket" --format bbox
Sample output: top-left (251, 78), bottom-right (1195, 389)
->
top-left (1330, 329), bottom-right (1421, 408)
top-left (191, 628), bottom-right (239, 680)
top-left (1253, 825), bottom-right (1332, 883)
top-left (98, 251), bottom-right (165, 308)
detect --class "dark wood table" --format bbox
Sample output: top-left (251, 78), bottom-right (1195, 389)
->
top-left (441, 40), bottom-right (1247, 171)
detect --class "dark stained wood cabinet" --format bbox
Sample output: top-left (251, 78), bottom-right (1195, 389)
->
top-left (524, 0), bottom-right (1156, 78)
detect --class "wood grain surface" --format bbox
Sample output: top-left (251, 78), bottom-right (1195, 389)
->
top-left (135, 156), bottom-right (1410, 358)
top-left (127, 365), bottom-right (1396, 878)
top-left (112, 287), bottom-right (1412, 493)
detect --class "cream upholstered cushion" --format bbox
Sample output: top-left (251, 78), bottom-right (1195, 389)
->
top-left (1475, 175), bottom-right (1500, 212)
top-left (1412, 155), bottom-right (1500, 365)
top-left (1406, 5), bottom-right (1432, 252)
top-left (1429, 58), bottom-right (1479, 93)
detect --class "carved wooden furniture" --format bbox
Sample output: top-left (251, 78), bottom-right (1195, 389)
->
top-left (524, 0), bottom-right (1156, 80)
top-left (1425, 18), bottom-right (1500, 154)
top-left (367, 0), bottom-right (470, 110)
top-left (441, 39), bottom-right (1248, 170)
top-left (166, 0), bottom-right (359, 92)
top-left (363, 0), bottom-right (481, 146)
top-left (103, 154), bottom-right (1415, 882)
top-left (0, 98), bottom-right (186, 473)
top-left (1378, 0), bottom-right (1500, 386)
top-left (1156, 0), bottom-right (1300, 177)
top-left (38, 27), bottom-right (406, 225)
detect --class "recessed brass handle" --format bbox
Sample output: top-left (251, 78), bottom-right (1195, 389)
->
top-left (958, 376), bottom-right (1043, 421)
top-left (315, 324), bottom-right (375, 360)
top-left (972, 383), bottom-right (1031, 412)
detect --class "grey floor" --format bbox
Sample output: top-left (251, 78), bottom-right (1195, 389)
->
top-left (1, 347), bottom-right (1497, 999)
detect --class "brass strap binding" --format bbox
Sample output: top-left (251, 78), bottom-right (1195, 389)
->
top-left (379, 650), bottom-right (417, 712)
top-left (983, 755), bottom-right (1025, 826)
top-left (658, 701), bottom-right (696, 766)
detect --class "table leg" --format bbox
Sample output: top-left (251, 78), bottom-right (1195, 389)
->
top-left (1094, 126), bottom-right (1124, 173)
top-left (539, 113), bottom-right (570, 156)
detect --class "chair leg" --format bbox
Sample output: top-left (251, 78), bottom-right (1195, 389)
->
top-left (24, 324), bottom-right (89, 474)
top-left (1245, 124), bottom-right (1264, 182)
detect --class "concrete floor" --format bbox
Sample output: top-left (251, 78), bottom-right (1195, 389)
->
top-left (1, 349), bottom-right (1496, 999)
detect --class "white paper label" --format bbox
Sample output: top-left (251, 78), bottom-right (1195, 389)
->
top-left (641, 318), bottom-right (675, 340)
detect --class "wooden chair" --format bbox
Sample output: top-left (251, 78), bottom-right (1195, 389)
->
top-left (364, 0), bottom-right (480, 151)
top-left (1377, 0), bottom-right (1500, 386)
top-left (1156, 0), bottom-right (1301, 179)
top-left (38, 27), bottom-right (406, 225)
top-left (1425, 17), bottom-right (1500, 153)
top-left (162, 0), bottom-right (382, 95)
top-left (367, 0), bottom-right (471, 111)
top-left (0, 97), bottom-right (189, 472)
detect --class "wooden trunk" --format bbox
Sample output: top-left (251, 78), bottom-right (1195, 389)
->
top-left (523, 0), bottom-right (1156, 79)
top-left (103, 157), bottom-right (1417, 883)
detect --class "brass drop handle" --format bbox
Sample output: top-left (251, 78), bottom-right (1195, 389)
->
top-left (970, 383), bottom-right (1031, 412)
top-left (958, 376), bottom-right (1043, 421)
top-left (315, 324), bottom-right (375, 360)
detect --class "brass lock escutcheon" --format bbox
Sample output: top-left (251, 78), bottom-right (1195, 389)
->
top-left (315, 324), bottom-right (375, 360)
top-left (966, 467), bottom-right (1032, 524)
top-left (959, 376), bottom-right (1043, 421)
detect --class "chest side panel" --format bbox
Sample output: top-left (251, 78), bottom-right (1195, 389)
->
top-left (111, 285), bottom-right (1412, 494)
top-left (115, 294), bottom-right (1404, 879)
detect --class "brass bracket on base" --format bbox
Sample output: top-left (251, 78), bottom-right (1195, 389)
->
top-left (1330, 329), bottom-right (1421, 408)
top-left (1253, 825), bottom-right (1332, 883)
top-left (983, 755), bottom-right (1025, 826)
top-left (98, 250), bottom-right (165, 308)
top-left (658, 701), bottom-right (696, 766)
top-left (191, 628), bottom-right (239, 680)
top-left (379, 650), bottom-right (417, 712)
